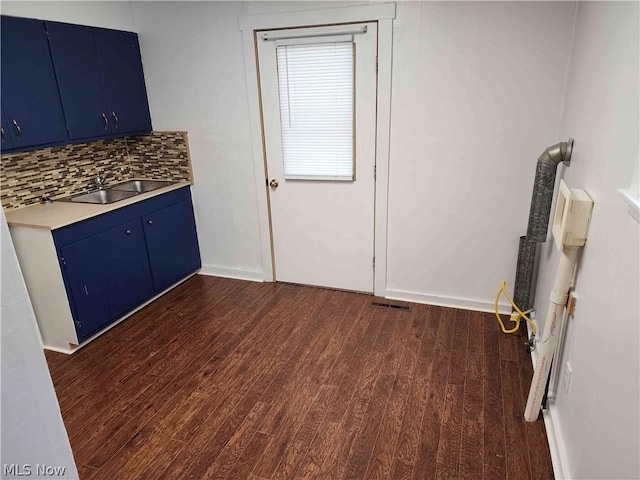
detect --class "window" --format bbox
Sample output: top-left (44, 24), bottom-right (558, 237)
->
top-left (276, 41), bottom-right (354, 180)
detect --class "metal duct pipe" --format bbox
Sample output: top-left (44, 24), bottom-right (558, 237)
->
top-left (513, 236), bottom-right (537, 311)
top-left (513, 139), bottom-right (573, 312)
top-left (527, 140), bottom-right (574, 242)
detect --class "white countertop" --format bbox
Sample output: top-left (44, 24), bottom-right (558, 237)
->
top-left (5, 180), bottom-right (192, 230)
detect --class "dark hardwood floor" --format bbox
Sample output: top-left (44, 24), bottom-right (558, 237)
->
top-left (45, 275), bottom-right (554, 479)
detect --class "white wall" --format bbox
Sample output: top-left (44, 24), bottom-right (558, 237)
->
top-left (533, 2), bottom-right (640, 479)
top-left (131, 1), bottom-right (264, 277)
top-left (0, 1), bottom-right (136, 31)
top-left (133, 1), bottom-right (576, 307)
top-left (1, 212), bottom-right (78, 479)
top-left (385, 1), bottom-right (575, 308)
top-left (131, 1), bottom-right (373, 279)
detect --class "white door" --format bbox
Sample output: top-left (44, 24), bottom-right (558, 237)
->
top-left (257, 23), bottom-right (378, 293)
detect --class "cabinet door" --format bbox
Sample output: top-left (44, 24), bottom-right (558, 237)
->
top-left (94, 28), bottom-right (152, 134)
top-left (102, 221), bottom-right (154, 318)
top-left (46, 21), bottom-right (113, 140)
top-left (143, 200), bottom-right (201, 292)
top-left (0, 16), bottom-right (67, 149)
top-left (1, 106), bottom-right (13, 149)
top-left (61, 232), bottom-right (112, 340)
top-left (62, 220), bottom-right (153, 340)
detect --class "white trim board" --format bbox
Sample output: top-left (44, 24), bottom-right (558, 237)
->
top-left (239, 3), bottom-right (396, 31)
top-left (198, 265), bottom-right (264, 283)
top-left (385, 288), bottom-right (513, 315)
top-left (239, 3), bottom-right (395, 296)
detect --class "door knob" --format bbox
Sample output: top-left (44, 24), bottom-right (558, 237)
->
top-left (269, 179), bottom-right (279, 189)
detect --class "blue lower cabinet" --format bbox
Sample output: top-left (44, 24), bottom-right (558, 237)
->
top-left (62, 220), bottom-right (153, 341)
top-left (102, 220), bottom-right (154, 319)
top-left (61, 233), bottom-right (113, 340)
top-left (143, 200), bottom-right (201, 292)
top-left (55, 187), bottom-right (200, 342)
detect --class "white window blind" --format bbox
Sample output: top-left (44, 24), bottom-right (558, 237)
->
top-left (276, 41), bottom-right (354, 181)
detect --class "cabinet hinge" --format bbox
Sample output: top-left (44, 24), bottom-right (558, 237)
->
top-left (376, 56), bottom-right (378, 74)
top-left (266, 178), bottom-right (269, 187)
top-left (60, 256), bottom-right (67, 267)
top-left (374, 165), bottom-right (377, 180)
top-left (373, 256), bottom-right (376, 269)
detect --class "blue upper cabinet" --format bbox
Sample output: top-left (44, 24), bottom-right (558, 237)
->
top-left (0, 16), bottom-right (67, 149)
top-left (94, 28), bottom-right (152, 134)
top-left (1, 106), bottom-right (14, 150)
top-left (0, 15), bottom-right (153, 152)
top-left (46, 22), bottom-right (113, 140)
top-left (47, 22), bottom-right (153, 140)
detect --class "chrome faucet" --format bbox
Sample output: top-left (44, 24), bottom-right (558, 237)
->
top-left (95, 166), bottom-right (128, 190)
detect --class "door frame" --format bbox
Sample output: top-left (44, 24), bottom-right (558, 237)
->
top-left (240, 3), bottom-right (395, 296)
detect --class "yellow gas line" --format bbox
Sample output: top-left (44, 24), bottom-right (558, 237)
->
top-left (494, 281), bottom-right (537, 335)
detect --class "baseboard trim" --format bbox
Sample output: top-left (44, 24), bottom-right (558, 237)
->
top-left (198, 265), bottom-right (264, 283)
top-left (384, 289), bottom-right (512, 315)
top-left (527, 323), bottom-right (571, 479)
top-left (44, 273), bottom-right (197, 355)
top-left (44, 345), bottom-right (74, 355)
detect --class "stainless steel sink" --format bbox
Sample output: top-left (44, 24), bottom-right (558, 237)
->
top-left (110, 180), bottom-right (175, 194)
top-left (58, 180), bottom-right (177, 205)
top-left (67, 190), bottom-right (138, 204)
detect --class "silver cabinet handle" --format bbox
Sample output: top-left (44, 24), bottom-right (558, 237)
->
top-left (112, 111), bottom-right (119, 129)
top-left (12, 120), bottom-right (21, 139)
top-left (102, 113), bottom-right (108, 130)
top-left (126, 229), bottom-right (131, 235)
top-left (0, 125), bottom-right (4, 139)
top-left (147, 220), bottom-right (153, 225)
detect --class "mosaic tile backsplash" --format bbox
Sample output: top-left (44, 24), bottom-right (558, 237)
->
top-left (1, 132), bottom-right (192, 210)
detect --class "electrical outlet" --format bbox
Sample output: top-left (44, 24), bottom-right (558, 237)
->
top-left (563, 362), bottom-right (572, 393)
